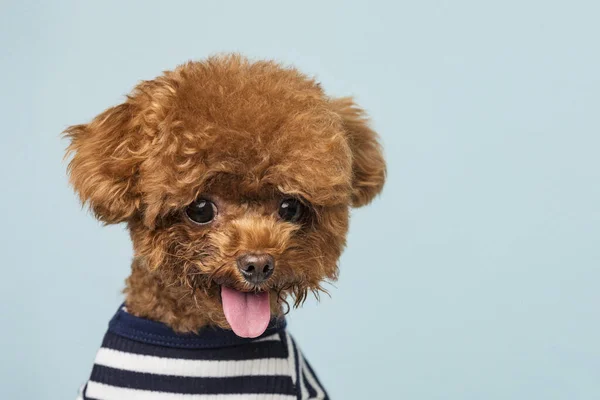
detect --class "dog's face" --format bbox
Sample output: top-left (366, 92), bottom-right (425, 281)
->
top-left (65, 55), bottom-right (385, 336)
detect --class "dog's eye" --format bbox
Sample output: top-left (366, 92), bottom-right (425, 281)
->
top-left (185, 199), bottom-right (216, 225)
top-left (278, 198), bottom-right (305, 223)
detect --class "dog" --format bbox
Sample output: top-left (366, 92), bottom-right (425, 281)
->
top-left (65, 54), bottom-right (386, 399)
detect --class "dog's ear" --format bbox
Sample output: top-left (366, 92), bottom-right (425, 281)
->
top-left (64, 102), bottom-right (142, 224)
top-left (331, 97), bottom-right (386, 207)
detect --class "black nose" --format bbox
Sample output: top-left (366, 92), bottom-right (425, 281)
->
top-left (236, 253), bottom-right (274, 284)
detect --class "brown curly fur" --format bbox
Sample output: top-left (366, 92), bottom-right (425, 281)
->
top-left (64, 55), bottom-right (386, 333)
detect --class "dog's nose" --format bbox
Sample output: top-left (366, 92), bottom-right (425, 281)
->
top-left (236, 253), bottom-right (274, 284)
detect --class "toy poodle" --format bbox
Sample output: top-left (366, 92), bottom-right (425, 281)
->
top-left (65, 54), bottom-right (385, 399)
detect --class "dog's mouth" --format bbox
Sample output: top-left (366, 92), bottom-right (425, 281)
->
top-left (220, 286), bottom-right (271, 338)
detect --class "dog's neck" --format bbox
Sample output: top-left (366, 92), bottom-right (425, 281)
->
top-left (123, 257), bottom-right (230, 333)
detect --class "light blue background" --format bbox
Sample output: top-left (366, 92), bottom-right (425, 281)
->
top-left (1, 1), bottom-right (599, 399)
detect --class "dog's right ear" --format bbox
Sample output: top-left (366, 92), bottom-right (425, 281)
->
top-left (64, 102), bottom-right (142, 224)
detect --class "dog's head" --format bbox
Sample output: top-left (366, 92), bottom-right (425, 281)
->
top-left (65, 55), bottom-right (385, 337)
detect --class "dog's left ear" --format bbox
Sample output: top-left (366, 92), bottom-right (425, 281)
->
top-left (330, 97), bottom-right (386, 207)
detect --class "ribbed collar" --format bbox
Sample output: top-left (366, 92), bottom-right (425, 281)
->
top-left (108, 304), bottom-right (287, 349)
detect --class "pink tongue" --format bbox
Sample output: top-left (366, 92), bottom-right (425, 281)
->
top-left (221, 286), bottom-right (270, 338)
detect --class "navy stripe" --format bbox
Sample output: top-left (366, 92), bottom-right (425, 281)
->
top-left (109, 304), bottom-right (287, 349)
top-left (290, 335), bottom-right (302, 399)
top-left (81, 383), bottom-right (90, 400)
top-left (303, 368), bottom-right (318, 398)
top-left (305, 358), bottom-right (329, 399)
top-left (90, 364), bottom-right (296, 395)
top-left (101, 331), bottom-right (288, 360)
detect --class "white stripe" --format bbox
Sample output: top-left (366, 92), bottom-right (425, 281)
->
top-left (285, 332), bottom-right (297, 385)
top-left (253, 333), bottom-right (281, 342)
top-left (95, 348), bottom-right (291, 377)
top-left (86, 381), bottom-right (296, 400)
top-left (303, 361), bottom-right (326, 399)
top-left (75, 384), bottom-right (84, 400)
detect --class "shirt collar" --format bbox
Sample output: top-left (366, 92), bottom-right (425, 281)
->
top-left (108, 304), bottom-right (287, 349)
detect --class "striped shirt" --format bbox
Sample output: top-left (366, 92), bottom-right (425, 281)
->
top-left (77, 306), bottom-right (329, 400)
